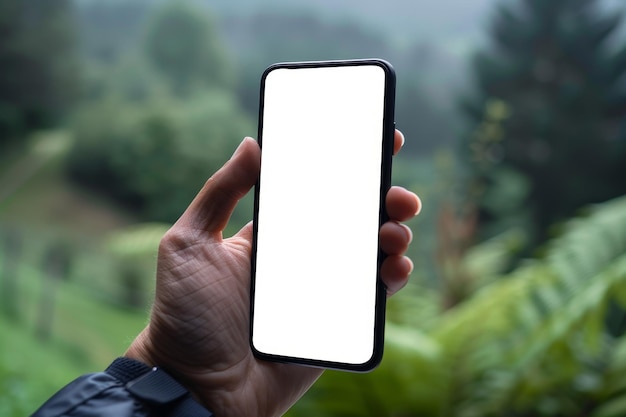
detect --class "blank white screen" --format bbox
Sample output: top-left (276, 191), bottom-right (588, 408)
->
top-left (252, 64), bottom-right (386, 365)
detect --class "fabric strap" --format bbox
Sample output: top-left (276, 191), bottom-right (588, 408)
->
top-left (106, 357), bottom-right (214, 417)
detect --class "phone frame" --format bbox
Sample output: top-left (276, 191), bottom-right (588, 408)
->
top-left (249, 59), bottom-right (396, 372)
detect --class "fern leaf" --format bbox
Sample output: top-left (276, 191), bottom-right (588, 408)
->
top-left (434, 196), bottom-right (626, 416)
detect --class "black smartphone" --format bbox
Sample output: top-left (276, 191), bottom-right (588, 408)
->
top-left (249, 59), bottom-right (396, 372)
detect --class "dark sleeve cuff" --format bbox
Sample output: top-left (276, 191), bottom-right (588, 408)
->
top-left (30, 358), bottom-right (214, 417)
top-left (106, 357), bottom-right (214, 417)
top-left (106, 357), bottom-right (152, 383)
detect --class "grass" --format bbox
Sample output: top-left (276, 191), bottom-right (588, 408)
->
top-left (0, 131), bottom-right (150, 416)
top-left (0, 135), bottom-right (135, 236)
top-left (1, 253), bottom-right (148, 414)
top-left (0, 254), bottom-right (148, 416)
top-left (0, 315), bottom-right (87, 417)
top-left (1, 306), bottom-right (145, 416)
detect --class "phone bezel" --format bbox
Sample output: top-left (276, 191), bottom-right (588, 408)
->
top-left (249, 59), bottom-right (396, 372)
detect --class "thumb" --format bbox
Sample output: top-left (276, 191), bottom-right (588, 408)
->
top-left (176, 138), bottom-right (261, 236)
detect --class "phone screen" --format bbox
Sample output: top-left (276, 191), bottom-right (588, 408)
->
top-left (250, 60), bottom-right (395, 371)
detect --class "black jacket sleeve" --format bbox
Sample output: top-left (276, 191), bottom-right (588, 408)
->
top-left (30, 358), bottom-right (213, 417)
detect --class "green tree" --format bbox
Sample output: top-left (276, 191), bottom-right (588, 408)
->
top-left (65, 1), bottom-right (253, 224)
top-left (143, 0), bottom-right (233, 96)
top-left (463, 0), bottom-right (626, 247)
top-left (66, 93), bottom-right (252, 223)
top-left (0, 0), bottom-right (79, 145)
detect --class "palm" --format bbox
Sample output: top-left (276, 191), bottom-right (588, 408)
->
top-left (150, 224), bottom-right (321, 416)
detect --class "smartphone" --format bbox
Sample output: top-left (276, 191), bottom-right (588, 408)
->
top-left (250, 59), bottom-right (396, 372)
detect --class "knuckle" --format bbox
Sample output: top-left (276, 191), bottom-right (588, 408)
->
top-left (158, 227), bottom-right (196, 255)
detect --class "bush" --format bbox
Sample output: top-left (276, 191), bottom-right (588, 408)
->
top-left (66, 92), bottom-right (253, 223)
top-left (288, 195), bottom-right (626, 417)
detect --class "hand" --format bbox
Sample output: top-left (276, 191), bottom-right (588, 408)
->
top-left (126, 130), bottom-right (421, 417)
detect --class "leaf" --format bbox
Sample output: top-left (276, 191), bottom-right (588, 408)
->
top-left (591, 396), bottom-right (626, 417)
top-left (435, 196), bottom-right (626, 415)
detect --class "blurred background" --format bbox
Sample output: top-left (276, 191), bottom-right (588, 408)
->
top-left (2, 0), bottom-right (626, 415)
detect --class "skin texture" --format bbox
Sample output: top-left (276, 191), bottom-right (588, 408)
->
top-left (126, 130), bottom-right (421, 417)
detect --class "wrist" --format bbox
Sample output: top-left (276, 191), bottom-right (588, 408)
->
top-left (125, 327), bottom-right (156, 366)
top-left (125, 327), bottom-right (247, 417)
top-left (105, 357), bottom-right (213, 417)
top-left (124, 345), bottom-right (307, 417)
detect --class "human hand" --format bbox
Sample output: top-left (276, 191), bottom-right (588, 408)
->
top-left (126, 130), bottom-right (421, 417)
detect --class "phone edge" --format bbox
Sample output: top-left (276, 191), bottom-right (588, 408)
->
top-left (249, 59), bottom-right (396, 373)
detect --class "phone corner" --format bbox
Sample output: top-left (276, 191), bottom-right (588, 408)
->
top-left (249, 337), bottom-right (271, 362)
top-left (347, 346), bottom-right (385, 373)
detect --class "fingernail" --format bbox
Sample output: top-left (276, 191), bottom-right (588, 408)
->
top-left (401, 224), bottom-right (413, 244)
top-left (406, 257), bottom-right (414, 275)
top-left (231, 137), bottom-right (251, 159)
top-left (414, 195), bottom-right (422, 216)
top-left (399, 130), bottom-right (405, 148)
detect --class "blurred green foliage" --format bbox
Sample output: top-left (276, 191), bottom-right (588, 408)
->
top-left (0, 224), bottom-right (148, 415)
top-left (462, 0), bottom-right (626, 250)
top-left (66, 93), bottom-right (252, 222)
top-left (65, 0), bottom-right (252, 223)
top-left (0, 0), bottom-right (79, 144)
top-left (144, 1), bottom-right (234, 96)
top-left (289, 195), bottom-right (626, 417)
